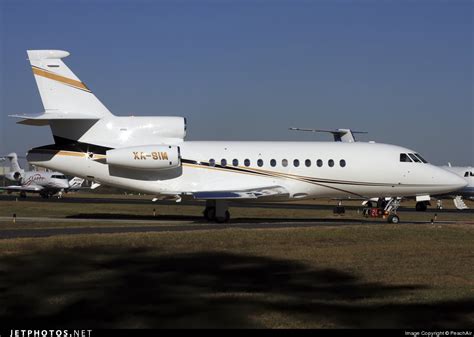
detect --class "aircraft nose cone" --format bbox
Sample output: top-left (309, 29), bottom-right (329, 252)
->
top-left (443, 170), bottom-right (467, 192)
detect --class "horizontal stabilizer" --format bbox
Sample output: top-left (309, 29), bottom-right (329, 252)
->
top-left (10, 112), bottom-right (101, 125)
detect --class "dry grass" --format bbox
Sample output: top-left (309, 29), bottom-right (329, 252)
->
top-left (0, 223), bottom-right (473, 328)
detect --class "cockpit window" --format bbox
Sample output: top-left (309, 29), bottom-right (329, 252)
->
top-left (465, 172), bottom-right (470, 177)
top-left (408, 153), bottom-right (421, 163)
top-left (471, 172), bottom-right (474, 177)
top-left (51, 175), bottom-right (66, 179)
top-left (414, 153), bottom-right (428, 163)
top-left (400, 153), bottom-right (412, 162)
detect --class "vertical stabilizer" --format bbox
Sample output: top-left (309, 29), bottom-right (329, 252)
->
top-left (27, 50), bottom-right (112, 118)
top-left (6, 153), bottom-right (23, 173)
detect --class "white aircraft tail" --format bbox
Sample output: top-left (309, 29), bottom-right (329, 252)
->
top-left (26, 50), bottom-right (113, 118)
top-left (6, 153), bottom-right (23, 173)
top-left (453, 196), bottom-right (469, 210)
top-left (12, 50), bottom-right (186, 149)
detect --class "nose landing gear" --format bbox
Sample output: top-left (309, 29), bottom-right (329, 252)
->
top-left (363, 197), bottom-right (402, 223)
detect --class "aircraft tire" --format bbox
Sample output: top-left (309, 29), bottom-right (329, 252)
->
top-left (203, 207), bottom-right (216, 221)
top-left (416, 202), bottom-right (427, 212)
top-left (216, 211), bottom-right (230, 223)
top-left (387, 214), bottom-right (400, 224)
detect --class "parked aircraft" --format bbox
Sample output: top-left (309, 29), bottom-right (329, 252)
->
top-left (438, 165), bottom-right (474, 210)
top-left (1, 152), bottom-right (84, 198)
top-left (10, 50), bottom-right (466, 222)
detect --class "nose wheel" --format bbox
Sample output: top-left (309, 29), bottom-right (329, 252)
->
top-left (387, 214), bottom-right (400, 224)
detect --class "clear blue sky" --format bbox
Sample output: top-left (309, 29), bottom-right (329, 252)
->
top-left (0, 0), bottom-right (472, 165)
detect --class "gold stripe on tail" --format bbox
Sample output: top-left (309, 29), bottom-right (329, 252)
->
top-left (32, 66), bottom-right (91, 92)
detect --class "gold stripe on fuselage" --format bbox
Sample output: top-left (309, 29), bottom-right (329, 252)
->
top-left (182, 162), bottom-right (266, 179)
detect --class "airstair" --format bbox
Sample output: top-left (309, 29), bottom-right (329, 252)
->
top-left (453, 196), bottom-right (469, 210)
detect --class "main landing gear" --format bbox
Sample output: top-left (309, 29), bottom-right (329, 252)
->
top-left (40, 191), bottom-right (51, 199)
top-left (203, 200), bottom-right (230, 223)
top-left (333, 200), bottom-right (345, 215)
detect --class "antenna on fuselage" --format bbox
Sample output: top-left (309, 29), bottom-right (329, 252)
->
top-left (289, 128), bottom-right (367, 143)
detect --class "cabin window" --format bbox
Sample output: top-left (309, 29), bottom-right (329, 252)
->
top-left (282, 159), bottom-right (288, 167)
top-left (293, 159), bottom-right (300, 167)
top-left (408, 153), bottom-right (421, 163)
top-left (51, 175), bottom-right (66, 179)
top-left (257, 159), bottom-right (264, 167)
top-left (400, 153), bottom-right (412, 162)
top-left (328, 159), bottom-right (334, 167)
top-left (221, 159), bottom-right (227, 166)
top-left (244, 159), bottom-right (250, 167)
top-left (317, 159), bottom-right (323, 167)
top-left (305, 159), bottom-right (311, 167)
top-left (232, 159), bottom-right (239, 166)
top-left (209, 159), bottom-right (215, 167)
top-left (270, 159), bottom-right (277, 167)
top-left (340, 159), bottom-right (346, 167)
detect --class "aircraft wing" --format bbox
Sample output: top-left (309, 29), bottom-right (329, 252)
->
top-left (192, 185), bottom-right (289, 200)
top-left (3, 185), bottom-right (44, 192)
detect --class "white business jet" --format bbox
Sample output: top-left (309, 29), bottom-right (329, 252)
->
top-left (1, 152), bottom-right (84, 198)
top-left (10, 50), bottom-right (466, 223)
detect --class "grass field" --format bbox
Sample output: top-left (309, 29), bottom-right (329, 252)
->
top-left (0, 194), bottom-right (473, 328)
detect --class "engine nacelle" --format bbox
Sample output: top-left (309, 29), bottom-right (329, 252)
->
top-left (5, 171), bottom-right (23, 182)
top-left (106, 145), bottom-right (181, 170)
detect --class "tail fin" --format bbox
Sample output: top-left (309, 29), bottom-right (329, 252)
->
top-left (27, 50), bottom-right (112, 118)
top-left (6, 153), bottom-right (23, 172)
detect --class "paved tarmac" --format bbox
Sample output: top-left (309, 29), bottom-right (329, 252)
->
top-left (0, 215), bottom-right (469, 239)
top-left (1, 194), bottom-right (471, 213)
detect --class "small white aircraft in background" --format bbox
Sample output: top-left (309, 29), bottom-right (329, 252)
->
top-left (1, 153), bottom-right (84, 198)
top-left (289, 128), bottom-right (367, 143)
top-left (9, 50), bottom-right (466, 223)
top-left (437, 165), bottom-right (474, 210)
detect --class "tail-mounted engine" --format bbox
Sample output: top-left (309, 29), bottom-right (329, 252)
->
top-left (106, 145), bottom-right (181, 170)
top-left (6, 171), bottom-right (23, 184)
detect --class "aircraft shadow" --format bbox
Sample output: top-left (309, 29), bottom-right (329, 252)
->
top-left (0, 248), bottom-right (472, 328)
